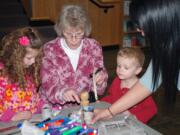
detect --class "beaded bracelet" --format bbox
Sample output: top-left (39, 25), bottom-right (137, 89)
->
top-left (107, 107), bottom-right (114, 117)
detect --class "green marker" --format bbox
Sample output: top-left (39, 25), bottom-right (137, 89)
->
top-left (62, 126), bottom-right (82, 135)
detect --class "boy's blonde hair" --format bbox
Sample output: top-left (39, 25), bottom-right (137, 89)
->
top-left (0, 27), bottom-right (43, 88)
top-left (54, 4), bottom-right (92, 37)
top-left (118, 47), bottom-right (145, 67)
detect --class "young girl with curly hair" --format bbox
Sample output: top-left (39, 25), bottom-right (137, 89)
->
top-left (0, 27), bottom-right (44, 122)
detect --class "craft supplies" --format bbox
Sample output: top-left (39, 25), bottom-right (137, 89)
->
top-left (80, 91), bottom-right (94, 125)
top-left (20, 120), bottom-right (44, 135)
top-left (93, 69), bottom-right (98, 101)
top-left (42, 105), bottom-right (52, 120)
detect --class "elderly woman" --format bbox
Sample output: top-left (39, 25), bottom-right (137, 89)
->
top-left (40, 4), bottom-right (108, 109)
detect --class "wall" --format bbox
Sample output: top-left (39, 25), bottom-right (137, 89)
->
top-left (21, 0), bottom-right (123, 46)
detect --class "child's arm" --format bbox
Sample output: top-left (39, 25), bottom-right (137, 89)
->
top-left (0, 78), bottom-right (16, 122)
top-left (0, 109), bottom-right (16, 122)
top-left (0, 109), bottom-right (32, 122)
top-left (11, 111), bottom-right (32, 121)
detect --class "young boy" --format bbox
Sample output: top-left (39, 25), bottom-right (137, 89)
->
top-left (101, 47), bottom-right (157, 124)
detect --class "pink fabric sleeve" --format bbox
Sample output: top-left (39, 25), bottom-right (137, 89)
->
top-left (0, 109), bottom-right (15, 122)
top-left (40, 41), bottom-right (66, 105)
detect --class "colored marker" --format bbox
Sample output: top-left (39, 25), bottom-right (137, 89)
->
top-left (62, 126), bottom-right (82, 135)
top-left (78, 128), bottom-right (94, 135)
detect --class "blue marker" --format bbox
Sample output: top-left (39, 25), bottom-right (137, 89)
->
top-left (78, 128), bottom-right (94, 135)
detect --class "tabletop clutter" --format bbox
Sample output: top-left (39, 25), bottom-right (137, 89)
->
top-left (18, 91), bottom-right (98, 135)
top-left (1, 91), bottom-right (162, 135)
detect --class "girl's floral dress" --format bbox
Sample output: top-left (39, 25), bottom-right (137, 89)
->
top-left (0, 75), bottom-right (43, 122)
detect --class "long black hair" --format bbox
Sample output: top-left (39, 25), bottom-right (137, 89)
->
top-left (130, 0), bottom-right (180, 103)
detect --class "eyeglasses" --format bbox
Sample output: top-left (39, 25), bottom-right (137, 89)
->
top-left (63, 31), bottom-right (84, 39)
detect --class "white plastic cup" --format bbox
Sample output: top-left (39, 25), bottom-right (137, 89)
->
top-left (42, 106), bottom-right (52, 120)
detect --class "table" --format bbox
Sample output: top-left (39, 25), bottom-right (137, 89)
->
top-left (0, 102), bottom-right (162, 135)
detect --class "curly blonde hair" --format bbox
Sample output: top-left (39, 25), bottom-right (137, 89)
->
top-left (0, 27), bottom-right (43, 89)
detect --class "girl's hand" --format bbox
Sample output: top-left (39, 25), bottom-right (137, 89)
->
top-left (12, 111), bottom-right (32, 121)
top-left (91, 108), bottom-right (112, 124)
top-left (63, 90), bottom-right (80, 103)
top-left (95, 71), bottom-right (105, 85)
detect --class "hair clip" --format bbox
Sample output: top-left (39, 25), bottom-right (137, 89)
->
top-left (19, 36), bottom-right (30, 46)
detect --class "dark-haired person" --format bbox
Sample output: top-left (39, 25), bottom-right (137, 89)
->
top-left (92, 0), bottom-right (180, 123)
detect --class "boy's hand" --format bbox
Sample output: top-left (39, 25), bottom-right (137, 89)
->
top-left (91, 108), bottom-right (112, 124)
top-left (122, 110), bottom-right (131, 115)
top-left (122, 111), bottom-right (137, 120)
top-left (12, 111), bottom-right (32, 121)
top-left (95, 100), bottom-right (100, 103)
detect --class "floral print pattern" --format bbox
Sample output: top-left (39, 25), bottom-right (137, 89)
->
top-left (41, 37), bottom-right (108, 108)
top-left (0, 76), bottom-right (42, 119)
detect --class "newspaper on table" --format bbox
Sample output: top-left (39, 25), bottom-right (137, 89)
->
top-left (97, 114), bottom-right (161, 135)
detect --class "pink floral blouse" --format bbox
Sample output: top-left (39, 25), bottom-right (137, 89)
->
top-left (40, 37), bottom-right (108, 108)
top-left (0, 75), bottom-right (43, 122)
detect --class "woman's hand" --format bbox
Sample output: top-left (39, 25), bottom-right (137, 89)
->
top-left (12, 111), bottom-right (32, 121)
top-left (63, 90), bottom-right (80, 103)
top-left (91, 108), bottom-right (112, 124)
